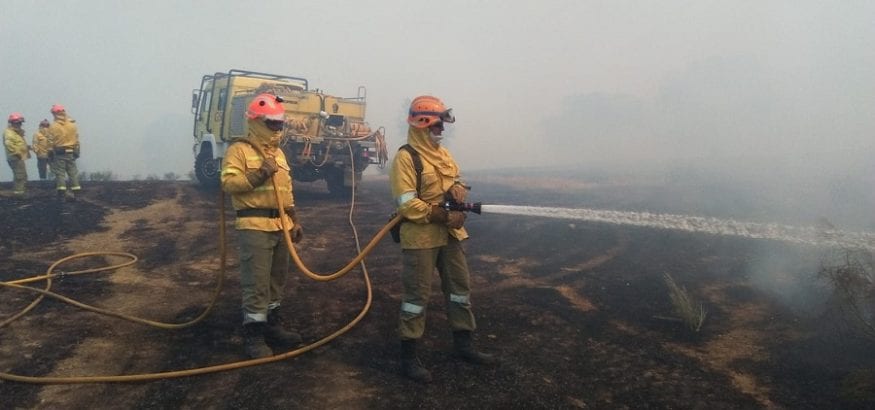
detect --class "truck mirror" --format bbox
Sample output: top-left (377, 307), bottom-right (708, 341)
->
top-left (191, 92), bottom-right (199, 112)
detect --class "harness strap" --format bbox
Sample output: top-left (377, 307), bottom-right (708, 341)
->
top-left (399, 144), bottom-right (423, 197)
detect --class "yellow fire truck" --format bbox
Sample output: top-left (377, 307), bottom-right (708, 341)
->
top-left (191, 69), bottom-right (387, 196)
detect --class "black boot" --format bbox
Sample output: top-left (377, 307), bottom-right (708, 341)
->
top-left (400, 339), bottom-right (432, 383)
top-left (265, 308), bottom-right (303, 347)
top-left (243, 322), bottom-right (273, 359)
top-left (453, 330), bottom-right (497, 365)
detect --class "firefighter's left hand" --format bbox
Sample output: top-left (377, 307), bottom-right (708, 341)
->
top-left (285, 206), bottom-right (304, 242)
top-left (291, 224), bottom-right (304, 243)
top-left (448, 183), bottom-right (467, 203)
top-left (446, 211), bottom-right (466, 229)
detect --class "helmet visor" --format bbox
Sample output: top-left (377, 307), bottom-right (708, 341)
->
top-left (439, 108), bottom-right (455, 123)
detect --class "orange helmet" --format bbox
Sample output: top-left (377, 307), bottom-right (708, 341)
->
top-left (50, 104), bottom-right (66, 114)
top-left (8, 113), bottom-right (24, 123)
top-left (407, 95), bottom-right (455, 129)
top-left (246, 93), bottom-right (285, 121)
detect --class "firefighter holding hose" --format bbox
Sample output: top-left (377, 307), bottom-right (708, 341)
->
top-left (389, 95), bottom-right (497, 383)
top-left (221, 93), bottom-right (304, 359)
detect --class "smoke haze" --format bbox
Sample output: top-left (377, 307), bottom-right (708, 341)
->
top-left (1, 1), bottom-right (873, 228)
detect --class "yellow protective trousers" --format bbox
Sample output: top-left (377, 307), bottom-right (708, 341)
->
top-left (399, 237), bottom-right (476, 340)
top-left (237, 229), bottom-right (289, 325)
top-left (6, 157), bottom-right (26, 194)
top-left (51, 152), bottom-right (80, 191)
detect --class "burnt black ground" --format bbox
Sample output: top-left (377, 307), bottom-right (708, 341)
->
top-left (1, 178), bottom-right (874, 409)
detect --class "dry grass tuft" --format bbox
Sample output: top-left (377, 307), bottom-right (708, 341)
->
top-left (663, 272), bottom-right (707, 333)
top-left (818, 248), bottom-right (875, 341)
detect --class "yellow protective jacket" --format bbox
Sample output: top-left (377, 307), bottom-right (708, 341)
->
top-left (221, 139), bottom-right (296, 232)
top-left (32, 128), bottom-right (51, 158)
top-left (390, 127), bottom-right (468, 249)
top-left (4, 127), bottom-right (29, 160)
top-left (47, 115), bottom-right (79, 149)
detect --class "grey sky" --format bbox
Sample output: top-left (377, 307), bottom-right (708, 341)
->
top-left (1, 0), bottom-right (873, 181)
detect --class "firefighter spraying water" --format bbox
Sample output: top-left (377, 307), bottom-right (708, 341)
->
top-left (389, 95), bottom-right (496, 384)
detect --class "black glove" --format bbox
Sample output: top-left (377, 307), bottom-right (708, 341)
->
top-left (47, 150), bottom-right (54, 160)
top-left (291, 224), bottom-right (304, 243)
top-left (73, 145), bottom-right (80, 159)
top-left (245, 170), bottom-right (268, 187)
top-left (259, 156), bottom-right (278, 176)
top-left (429, 205), bottom-right (448, 224)
top-left (245, 157), bottom-right (279, 187)
top-left (285, 207), bottom-right (303, 242)
top-left (446, 211), bottom-right (466, 229)
top-left (448, 183), bottom-right (468, 203)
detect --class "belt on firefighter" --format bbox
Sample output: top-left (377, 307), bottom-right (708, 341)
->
top-left (236, 208), bottom-right (281, 218)
top-left (54, 147), bottom-right (75, 154)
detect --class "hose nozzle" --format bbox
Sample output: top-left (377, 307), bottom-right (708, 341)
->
top-left (442, 199), bottom-right (482, 214)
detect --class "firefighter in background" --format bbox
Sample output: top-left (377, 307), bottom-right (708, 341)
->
top-left (32, 119), bottom-right (52, 180)
top-left (46, 104), bottom-right (81, 200)
top-left (4, 113), bottom-right (30, 196)
top-left (221, 93), bottom-right (304, 359)
top-left (389, 95), bottom-right (496, 383)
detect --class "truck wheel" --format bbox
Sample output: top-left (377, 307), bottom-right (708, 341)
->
top-left (325, 169), bottom-right (352, 198)
top-left (195, 152), bottom-right (221, 188)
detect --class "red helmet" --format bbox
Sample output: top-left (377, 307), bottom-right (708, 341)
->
top-left (50, 104), bottom-right (66, 114)
top-left (245, 94), bottom-right (285, 121)
top-left (8, 113), bottom-right (24, 123)
top-left (407, 95), bottom-right (455, 129)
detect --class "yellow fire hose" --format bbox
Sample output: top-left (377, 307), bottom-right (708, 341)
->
top-left (0, 141), bottom-right (400, 384)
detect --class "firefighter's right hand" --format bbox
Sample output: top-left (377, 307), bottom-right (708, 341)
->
top-left (428, 205), bottom-right (448, 224)
top-left (259, 157), bottom-right (279, 177)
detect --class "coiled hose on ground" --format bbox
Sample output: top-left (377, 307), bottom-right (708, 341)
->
top-left (0, 142), bottom-right (399, 383)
